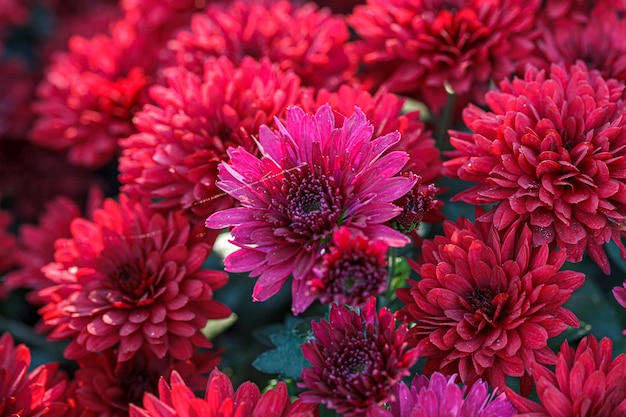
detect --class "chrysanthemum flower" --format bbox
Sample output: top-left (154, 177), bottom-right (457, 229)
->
top-left (168, 0), bottom-right (356, 90)
top-left (205, 104), bottom-right (414, 313)
top-left (39, 194), bottom-right (231, 362)
top-left (506, 335), bottom-right (626, 416)
top-left (299, 298), bottom-right (418, 416)
top-left (73, 347), bottom-right (221, 417)
top-left (0, 333), bottom-right (69, 417)
top-left (297, 84), bottom-right (441, 185)
top-left (119, 56), bottom-right (301, 220)
top-left (385, 372), bottom-right (516, 417)
top-left (527, 7), bottom-right (626, 82)
top-left (397, 216), bottom-right (585, 390)
top-left (308, 226), bottom-right (389, 307)
top-left (348, 0), bottom-right (540, 113)
top-left (130, 368), bottom-right (319, 417)
top-left (4, 191), bottom-right (102, 304)
top-left (30, 18), bottom-right (150, 168)
top-left (445, 61), bottom-right (626, 274)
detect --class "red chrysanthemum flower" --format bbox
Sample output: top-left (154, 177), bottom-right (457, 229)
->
top-left (506, 335), bottom-right (626, 416)
top-left (167, 0), bottom-right (356, 90)
top-left (206, 104), bottom-right (414, 313)
top-left (119, 56), bottom-right (302, 220)
top-left (298, 297), bottom-right (419, 416)
top-left (0, 333), bottom-right (69, 417)
top-left (396, 216), bottom-right (585, 391)
top-left (39, 194), bottom-right (231, 362)
top-left (72, 347), bottom-right (221, 417)
top-left (384, 372), bottom-right (516, 417)
top-left (348, 0), bottom-right (540, 113)
top-left (30, 18), bottom-right (150, 168)
top-left (4, 190), bottom-right (102, 304)
top-left (130, 368), bottom-right (319, 417)
top-left (297, 84), bottom-right (441, 185)
top-left (444, 61), bottom-right (626, 274)
top-left (526, 7), bottom-right (626, 82)
top-left (308, 226), bottom-right (389, 307)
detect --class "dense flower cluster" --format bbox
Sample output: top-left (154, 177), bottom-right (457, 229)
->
top-left (3, 1), bottom-right (626, 416)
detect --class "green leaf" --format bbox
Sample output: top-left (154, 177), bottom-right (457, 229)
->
top-left (252, 330), bottom-right (310, 380)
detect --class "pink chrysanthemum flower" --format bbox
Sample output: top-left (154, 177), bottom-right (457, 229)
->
top-left (206, 104), bottom-right (414, 313)
top-left (397, 216), bottom-right (585, 391)
top-left (298, 298), bottom-right (419, 416)
top-left (167, 0), bottom-right (356, 90)
top-left (297, 84), bottom-right (441, 184)
top-left (0, 333), bottom-right (69, 417)
top-left (506, 335), bottom-right (626, 416)
top-left (39, 194), bottom-right (231, 362)
top-left (309, 226), bottom-right (389, 307)
top-left (72, 347), bottom-right (221, 417)
top-left (348, 0), bottom-right (540, 113)
top-left (384, 372), bottom-right (516, 417)
top-left (527, 7), bottom-right (626, 82)
top-left (445, 61), bottom-right (626, 274)
top-left (130, 368), bottom-right (319, 417)
top-left (119, 56), bottom-right (302, 220)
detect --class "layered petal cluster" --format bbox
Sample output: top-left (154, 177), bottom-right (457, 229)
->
top-left (167, 0), bottom-right (356, 90)
top-left (119, 56), bottom-right (301, 220)
top-left (297, 84), bottom-right (441, 185)
top-left (384, 372), bottom-right (516, 417)
top-left (309, 226), bottom-right (389, 307)
top-left (445, 61), bottom-right (626, 274)
top-left (397, 217), bottom-right (585, 390)
top-left (506, 335), bottom-right (626, 416)
top-left (348, 0), bottom-right (540, 112)
top-left (0, 333), bottom-right (68, 417)
top-left (527, 6), bottom-right (626, 81)
top-left (39, 194), bottom-right (231, 362)
top-left (299, 298), bottom-right (419, 416)
top-left (72, 347), bottom-right (221, 417)
top-left (206, 104), bottom-right (414, 313)
top-left (30, 18), bottom-right (150, 168)
top-left (130, 368), bottom-right (318, 417)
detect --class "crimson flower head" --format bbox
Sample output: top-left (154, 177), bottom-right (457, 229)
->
top-left (385, 372), bottom-right (516, 417)
top-left (445, 61), bottom-right (626, 274)
top-left (130, 368), bottom-right (318, 417)
top-left (309, 226), bottom-right (389, 307)
top-left (119, 56), bottom-right (302, 220)
top-left (506, 335), bottom-right (626, 416)
top-left (298, 298), bottom-right (419, 416)
top-left (73, 347), bottom-right (221, 417)
top-left (206, 104), bottom-right (414, 314)
top-left (397, 217), bottom-right (585, 390)
top-left (0, 333), bottom-right (68, 417)
top-left (167, 0), bottom-right (356, 90)
top-left (348, 0), bottom-right (540, 113)
top-left (39, 194), bottom-right (231, 362)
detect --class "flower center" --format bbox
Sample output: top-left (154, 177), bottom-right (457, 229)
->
top-left (322, 255), bottom-right (387, 304)
top-left (324, 336), bottom-right (381, 391)
top-left (112, 260), bottom-right (155, 301)
top-left (283, 169), bottom-right (342, 240)
top-left (118, 368), bottom-right (158, 406)
top-left (465, 287), bottom-right (509, 324)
